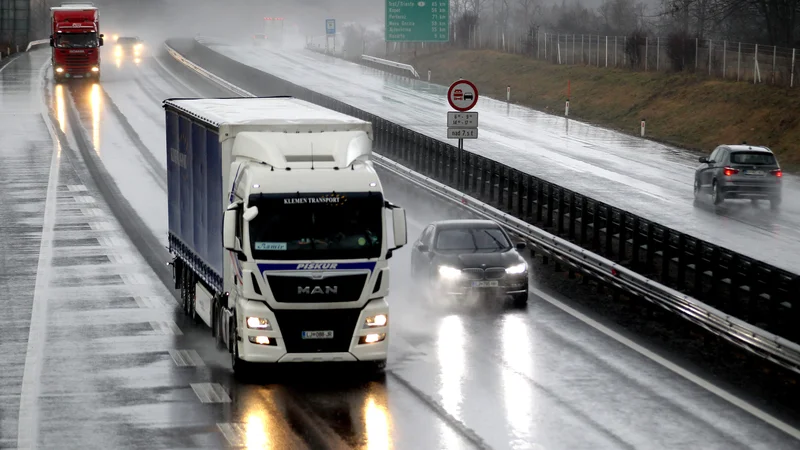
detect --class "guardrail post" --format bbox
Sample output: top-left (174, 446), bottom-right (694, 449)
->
top-left (470, 156), bottom-right (479, 194)
top-left (579, 196), bottom-right (588, 245)
top-left (449, 146), bottom-right (457, 185)
top-left (568, 192), bottom-right (577, 240)
top-left (661, 229), bottom-right (671, 282)
top-left (709, 247), bottom-right (720, 298)
top-left (498, 168), bottom-right (506, 207)
top-left (546, 185), bottom-right (554, 228)
top-left (676, 234), bottom-right (687, 289)
top-left (604, 206), bottom-right (613, 257)
top-left (591, 200), bottom-right (600, 251)
top-left (693, 240), bottom-right (705, 297)
top-left (645, 223), bottom-right (655, 269)
top-left (536, 180), bottom-right (544, 223)
top-left (557, 189), bottom-right (566, 235)
top-left (618, 212), bottom-right (627, 262)
top-left (515, 172), bottom-right (523, 216)
top-left (729, 253), bottom-right (741, 304)
top-left (631, 217), bottom-right (641, 269)
top-left (747, 262), bottom-right (760, 320)
top-left (488, 162), bottom-right (496, 202)
top-left (526, 176), bottom-right (534, 220)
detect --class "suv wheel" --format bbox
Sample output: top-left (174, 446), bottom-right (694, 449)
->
top-left (712, 181), bottom-right (724, 205)
top-left (693, 180), bottom-right (702, 202)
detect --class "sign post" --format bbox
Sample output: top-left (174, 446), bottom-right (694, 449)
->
top-left (385, 0), bottom-right (449, 43)
top-left (446, 79), bottom-right (479, 190)
top-left (325, 19), bottom-right (336, 53)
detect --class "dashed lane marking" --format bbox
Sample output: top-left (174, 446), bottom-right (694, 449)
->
top-left (169, 350), bottom-right (206, 368)
top-left (191, 383), bottom-right (231, 403)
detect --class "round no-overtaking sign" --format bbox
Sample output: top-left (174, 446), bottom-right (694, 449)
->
top-left (447, 80), bottom-right (479, 112)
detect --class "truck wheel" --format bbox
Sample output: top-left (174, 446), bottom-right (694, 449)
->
top-left (214, 302), bottom-right (226, 349)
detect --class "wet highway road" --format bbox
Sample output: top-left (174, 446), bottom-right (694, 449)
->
top-left (2, 47), bottom-right (800, 448)
top-left (195, 37), bottom-right (800, 275)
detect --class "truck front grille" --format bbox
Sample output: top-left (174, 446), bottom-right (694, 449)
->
top-left (266, 274), bottom-right (367, 303)
top-left (274, 308), bottom-right (361, 353)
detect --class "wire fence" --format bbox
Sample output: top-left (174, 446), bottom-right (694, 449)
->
top-left (343, 26), bottom-right (799, 89)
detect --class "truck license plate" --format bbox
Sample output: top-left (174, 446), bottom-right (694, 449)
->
top-left (472, 281), bottom-right (499, 288)
top-left (302, 330), bottom-right (334, 339)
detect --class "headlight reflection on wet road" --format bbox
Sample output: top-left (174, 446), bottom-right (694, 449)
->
top-left (55, 84), bottom-right (66, 134)
top-left (436, 315), bottom-right (465, 420)
top-left (90, 83), bottom-right (101, 155)
top-left (363, 394), bottom-right (391, 450)
top-left (501, 314), bottom-right (535, 444)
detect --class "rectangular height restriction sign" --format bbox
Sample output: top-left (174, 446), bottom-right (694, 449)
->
top-left (386, 0), bottom-right (449, 43)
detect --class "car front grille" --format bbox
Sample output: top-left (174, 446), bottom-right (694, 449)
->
top-left (266, 274), bottom-right (367, 303)
top-left (460, 268), bottom-right (507, 280)
top-left (274, 308), bottom-right (361, 353)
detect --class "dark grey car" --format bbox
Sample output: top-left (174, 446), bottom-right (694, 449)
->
top-left (409, 219), bottom-right (529, 306)
top-left (694, 145), bottom-right (783, 208)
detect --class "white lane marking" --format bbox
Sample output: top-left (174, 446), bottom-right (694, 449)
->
top-left (169, 349), bottom-right (206, 367)
top-left (66, 184), bottom-right (87, 192)
top-left (191, 383), bottom-right (232, 403)
top-left (17, 58), bottom-right (61, 449)
top-left (531, 286), bottom-right (800, 441)
top-left (216, 423), bottom-right (247, 447)
top-left (149, 321), bottom-right (183, 336)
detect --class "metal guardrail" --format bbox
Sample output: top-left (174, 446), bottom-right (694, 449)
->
top-left (361, 54), bottom-right (419, 78)
top-left (26, 38), bottom-right (49, 52)
top-left (164, 38), bottom-right (800, 374)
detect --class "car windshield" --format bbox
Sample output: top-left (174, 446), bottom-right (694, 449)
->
top-left (56, 33), bottom-right (98, 48)
top-left (117, 38), bottom-right (138, 44)
top-left (435, 227), bottom-right (511, 253)
top-left (248, 192), bottom-right (383, 260)
top-left (730, 152), bottom-right (776, 165)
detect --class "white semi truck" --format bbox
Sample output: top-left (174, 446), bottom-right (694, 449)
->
top-left (163, 97), bottom-right (407, 375)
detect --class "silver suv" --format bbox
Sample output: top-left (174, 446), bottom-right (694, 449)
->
top-left (694, 145), bottom-right (783, 208)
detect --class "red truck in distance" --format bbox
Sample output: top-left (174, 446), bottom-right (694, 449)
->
top-left (49, 3), bottom-right (104, 81)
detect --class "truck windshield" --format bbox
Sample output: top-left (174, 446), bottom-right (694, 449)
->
top-left (248, 192), bottom-right (383, 260)
top-left (57, 33), bottom-right (98, 48)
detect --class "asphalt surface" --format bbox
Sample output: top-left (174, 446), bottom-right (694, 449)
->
top-left (194, 36), bottom-right (800, 275)
top-left (1, 47), bottom-right (800, 449)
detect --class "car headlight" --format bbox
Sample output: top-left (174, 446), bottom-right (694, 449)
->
top-left (246, 316), bottom-right (272, 330)
top-left (364, 314), bottom-right (387, 328)
top-left (438, 265), bottom-right (462, 279)
top-left (505, 262), bottom-right (527, 274)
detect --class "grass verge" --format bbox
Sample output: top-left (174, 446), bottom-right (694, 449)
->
top-left (399, 49), bottom-right (800, 171)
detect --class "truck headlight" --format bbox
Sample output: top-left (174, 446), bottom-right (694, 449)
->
top-left (438, 265), bottom-right (462, 279)
top-left (506, 263), bottom-right (527, 275)
top-left (91, 66), bottom-right (99, 72)
top-left (55, 67), bottom-right (64, 73)
top-left (246, 317), bottom-right (272, 330)
top-left (364, 314), bottom-right (387, 328)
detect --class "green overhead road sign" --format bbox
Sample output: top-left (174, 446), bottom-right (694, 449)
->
top-left (385, 0), bottom-right (449, 42)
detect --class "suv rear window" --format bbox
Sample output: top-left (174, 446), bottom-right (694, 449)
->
top-left (730, 152), bottom-right (776, 165)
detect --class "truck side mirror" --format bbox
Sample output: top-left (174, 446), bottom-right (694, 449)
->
top-left (98, 37), bottom-right (104, 46)
top-left (391, 207), bottom-right (407, 248)
top-left (223, 208), bottom-right (238, 251)
top-left (243, 206), bottom-right (259, 222)
top-left (49, 38), bottom-right (54, 47)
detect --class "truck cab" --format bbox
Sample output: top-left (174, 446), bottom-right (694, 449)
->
top-left (50, 3), bottom-right (104, 81)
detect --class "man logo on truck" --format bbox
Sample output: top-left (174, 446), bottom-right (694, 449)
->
top-left (298, 286), bottom-right (339, 295)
